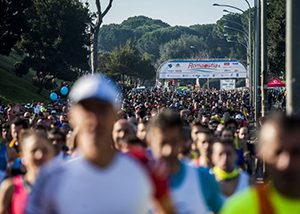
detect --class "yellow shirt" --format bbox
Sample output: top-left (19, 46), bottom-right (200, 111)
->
top-left (221, 186), bottom-right (300, 214)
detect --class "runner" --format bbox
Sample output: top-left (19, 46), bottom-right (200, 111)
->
top-left (147, 110), bottom-right (223, 213)
top-left (112, 119), bottom-right (136, 150)
top-left (211, 138), bottom-right (253, 201)
top-left (47, 128), bottom-right (70, 162)
top-left (191, 123), bottom-right (213, 168)
top-left (136, 117), bottom-right (150, 145)
top-left (0, 130), bottom-right (54, 214)
top-left (221, 113), bottom-right (300, 213)
top-left (8, 118), bottom-right (29, 176)
top-left (0, 123), bottom-right (9, 181)
top-left (25, 74), bottom-right (155, 214)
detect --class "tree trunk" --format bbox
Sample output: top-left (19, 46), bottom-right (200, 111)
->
top-left (92, 26), bottom-right (100, 74)
top-left (91, 0), bottom-right (113, 74)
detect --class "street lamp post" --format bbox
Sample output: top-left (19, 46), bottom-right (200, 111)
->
top-left (190, 45), bottom-right (197, 59)
top-left (213, 3), bottom-right (245, 13)
top-left (224, 25), bottom-right (251, 88)
top-left (222, 15), bottom-right (246, 29)
top-left (224, 33), bottom-right (248, 67)
top-left (214, 3), bottom-right (253, 101)
top-left (254, 0), bottom-right (261, 121)
top-left (224, 25), bottom-right (249, 40)
top-left (225, 36), bottom-right (248, 50)
top-left (223, 7), bottom-right (254, 106)
top-left (286, 0), bottom-right (300, 115)
top-left (261, 0), bottom-right (268, 117)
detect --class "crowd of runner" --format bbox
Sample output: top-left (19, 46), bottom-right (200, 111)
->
top-left (0, 74), bottom-right (299, 214)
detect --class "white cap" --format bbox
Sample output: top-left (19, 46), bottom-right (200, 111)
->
top-left (235, 114), bottom-right (244, 120)
top-left (69, 74), bottom-right (122, 110)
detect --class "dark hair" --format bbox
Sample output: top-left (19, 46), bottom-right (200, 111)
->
top-left (149, 109), bottom-right (183, 131)
top-left (2, 123), bottom-right (9, 131)
top-left (191, 118), bottom-right (202, 127)
top-left (264, 112), bottom-right (300, 134)
top-left (139, 116), bottom-right (150, 126)
top-left (122, 136), bottom-right (147, 148)
top-left (191, 120), bottom-right (212, 134)
top-left (183, 126), bottom-right (192, 141)
top-left (212, 138), bottom-right (235, 149)
top-left (48, 128), bottom-right (66, 142)
top-left (191, 118), bottom-right (210, 130)
top-left (10, 117), bottom-right (29, 129)
top-left (117, 110), bottom-right (127, 120)
top-left (34, 124), bottom-right (47, 133)
top-left (19, 129), bottom-right (50, 150)
top-left (224, 119), bottom-right (238, 129)
top-left (222, 128), bottom-right (234, 134)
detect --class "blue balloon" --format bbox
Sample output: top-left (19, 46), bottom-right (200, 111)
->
top-left (60, 86), bottom-right (69, 95)
top-left (50, 92), bottom-right (58, 101)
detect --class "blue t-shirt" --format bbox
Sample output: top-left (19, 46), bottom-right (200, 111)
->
top-left (0, 142), bottom-right (8, 171)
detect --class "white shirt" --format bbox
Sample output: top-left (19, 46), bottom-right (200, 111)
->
top-left (221, 171), bottom-right (250, 201)
top-left (170, 162), bottom-right (209, 214)
top-left (25, 153), bottom-right (153, 214)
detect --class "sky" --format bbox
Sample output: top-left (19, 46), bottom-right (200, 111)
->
top-left (87, 0), bottom-right (254, 26)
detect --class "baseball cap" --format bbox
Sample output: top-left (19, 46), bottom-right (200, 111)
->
top-left (69, 74), bottom-right (122, 110)
top-left (235, 114), bottom-right (244, 121)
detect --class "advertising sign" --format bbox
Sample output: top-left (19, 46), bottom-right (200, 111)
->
top-left (158, 59), bottom-right (247, 79)
top-left (220, 79), bottom-right (236, 90)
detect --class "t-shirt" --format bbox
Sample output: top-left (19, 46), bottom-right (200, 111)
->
top-left (25, 153), bottom-right (153, 214)
top-left (220, 171), bottom-right (250, 201)
top-left (0, 142), bottom-right (8, 171)
top-left (0, 170), bottom-right (5, 184)
top-left (12, 175), bottom-right (29, 214)
top-left (221, 186), bottom-right (300, 214)
top-left (169, 161), bottom-right (223, 213)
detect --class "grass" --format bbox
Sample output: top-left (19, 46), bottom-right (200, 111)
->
top-left (0, 52), bottom-right (23, 72)
top-left (0, 53), bottom-right (49, 104)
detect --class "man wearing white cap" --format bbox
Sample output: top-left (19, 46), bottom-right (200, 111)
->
top-left (25, 74), bottom-right (154, 214)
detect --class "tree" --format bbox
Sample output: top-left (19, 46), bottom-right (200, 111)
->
top-left (121, 16), bottom-right (169, 29)
top-left (0, 0), bottom-right (32, 55)
top-left (98, 24), bottom-right (133, 52)
top-left (98, 16), bottom-right (170, 53)
top-left (136, 26), bottom-right (196, 62)
top-left (98, 42), bottom-right (155, 83)
top-left (18, 0), bottom-right (91, 81)
top-left (91, 0), bottom-right (113, 73)
top-left (267, 0), bottom-right (285, 77)
top-left (157, 34), bottom-right (208, 67)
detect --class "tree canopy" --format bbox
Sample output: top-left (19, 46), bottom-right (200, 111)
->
top-left (98, 15), bottom-right (248, 70)
top-left (0, 0), bottom-right (32, 55)
top-left (16, 0), bottom-right (91, 81)
top-left (267, 0), bottom-right (285, 77)
top-left (98, 42), bottom-right (155, 82)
